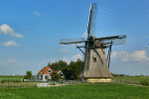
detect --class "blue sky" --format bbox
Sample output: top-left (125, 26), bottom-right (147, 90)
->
top-left (0, 0), bottom-right (149, 75)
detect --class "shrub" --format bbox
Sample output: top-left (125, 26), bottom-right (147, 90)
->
top-left (51, 72), bottom-right (59, 81)
top-left (24, 71), bottom-right (32, 80)
top-left (140, 80), bottom-right (149, 86)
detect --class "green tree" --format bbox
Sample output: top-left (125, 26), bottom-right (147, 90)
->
top-left (63, 59), bottom-right (84, 80)
top-left (48, 59), bottom-right (84, 80)
top-left (48, 60), bottom-right (67, 71)
top-left (24, 71), bottom-right (32, 79)
top-left (51, 71), bottom-right (63, 81)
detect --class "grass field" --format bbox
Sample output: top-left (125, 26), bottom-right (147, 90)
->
top-left (0, 83), bottom-right (149, 99)
top-left (0, 76), bottom-right (23, 82)
top-left (0, 75), bottom-right (149, 99)
top-left (113, 75), bottom-right (149, 85)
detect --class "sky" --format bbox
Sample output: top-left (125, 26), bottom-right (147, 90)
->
top-left (0, 0), bottom-right (149, 75)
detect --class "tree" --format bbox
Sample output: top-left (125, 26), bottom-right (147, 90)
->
top-left (24, 71), bottom-right (32, 79)
top-left (63, 59), bottom-right (84, 80)
top-left (48, 60), bottom-right (67, 71)
top-left (48, 59), bottom-right (84, 80)
top-left (51, 71), bottom-right (63, 81)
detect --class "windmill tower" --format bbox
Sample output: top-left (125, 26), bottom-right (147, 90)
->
top-left (60, 3), bottom-right (126, 83)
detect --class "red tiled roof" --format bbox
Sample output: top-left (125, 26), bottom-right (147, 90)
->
top-left (38, 66), bottom-right (52, 75)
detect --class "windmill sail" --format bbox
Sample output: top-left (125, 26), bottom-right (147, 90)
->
top-left (87, 3), bottom-right (96, 39)
top-left (60, 38), bottom-right (86, 45)
top-left (95, 35), bottom-right (126, 41)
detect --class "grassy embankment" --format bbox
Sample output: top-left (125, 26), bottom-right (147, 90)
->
top-left (113, 75), bottom-right (149, 85)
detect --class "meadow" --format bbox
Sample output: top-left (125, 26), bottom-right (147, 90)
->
top-left (113, 75), bottom-right (149, 85)
top-left (0, 76), bottom-right (37, 88)
top-left (0, 76), bottom-right (23, 82)
top-left (0, 83), bottom-right (149, 99)
top-left (0, 75), bottom-right (149, 99)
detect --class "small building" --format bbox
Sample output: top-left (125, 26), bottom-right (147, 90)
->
top-left (38, 66), bottom-right (53, 81)
top-left (37, 66), bottom-right (64, 81)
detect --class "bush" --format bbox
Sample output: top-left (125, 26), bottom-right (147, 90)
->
top-left (51, 72), bottom-right (63, 81)
top-left (24, 71), bottom-right (32, 80)
top-left (140, 80), bottom-right (149, 86)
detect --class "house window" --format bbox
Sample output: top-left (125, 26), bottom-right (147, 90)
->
top-left (45, 76), bottom-right (48, 80)
top-left (40, 75), bottom-right (43, 80)
top-left (93, 56), bottom-right (97, 62)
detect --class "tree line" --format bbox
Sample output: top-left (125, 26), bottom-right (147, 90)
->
top-left (48, 59), bottom-right (84, 80)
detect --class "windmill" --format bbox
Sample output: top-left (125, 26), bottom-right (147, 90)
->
top-left (60, 3), bottom-right (126, 83)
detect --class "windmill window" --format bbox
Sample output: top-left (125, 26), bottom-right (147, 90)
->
top-left (93, 56), bottom-right (97, 62)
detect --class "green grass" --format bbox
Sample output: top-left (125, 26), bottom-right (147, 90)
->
top-left (113, 75), bottom-right (149, 85)
top-left (0, 75), bottom-right (149, 98)
top-left (0, 76), bottom-right (23, 82)
top-left (0, 76), bottom-right (38, 88)
top-left (0, 83), bottom-right (149, 99)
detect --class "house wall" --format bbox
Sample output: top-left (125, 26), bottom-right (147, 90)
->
top-left (38, 74), bottom-right (51, 81)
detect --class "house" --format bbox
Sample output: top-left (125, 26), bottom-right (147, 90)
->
top-left (38, 66), bottom-right (53, 81)
top-left (37, 66), bottom-right (64, 81)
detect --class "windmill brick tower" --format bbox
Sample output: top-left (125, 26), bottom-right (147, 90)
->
top-left (60, 3), bottom-right (126, 83)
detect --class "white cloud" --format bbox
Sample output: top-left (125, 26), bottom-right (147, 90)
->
top-left (71, 54), bottom-right (83, 61)
top-left (58, 54), bottom-right (83, 63)
top-left (2, 41), bottom-right (18, 47)
top-left (33, 11), bottom-right (41, 16)
top-left (60, 48), bottom-right (70, 54)
top-left (112, 50), bottom-right (149, 63)
top-left (48, 54), bottom-right (83, 64)
top-left (0, 24), bottom-right (24, 38)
